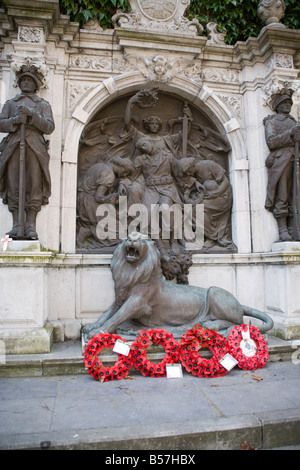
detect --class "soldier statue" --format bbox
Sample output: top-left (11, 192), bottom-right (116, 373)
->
top-left (264, 93), bottom-right (300, 241)
top-left (0, 63), bottom-right (55, 239)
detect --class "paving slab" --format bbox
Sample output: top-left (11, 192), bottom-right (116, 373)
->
top-left (0, 360), bottom-right (299, 450)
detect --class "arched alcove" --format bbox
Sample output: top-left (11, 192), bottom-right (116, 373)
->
top-left (61, 73), bottom-right (251, 254)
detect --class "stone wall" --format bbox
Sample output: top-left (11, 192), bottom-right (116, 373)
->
top-left (0, 0), bottom-right (299, 352)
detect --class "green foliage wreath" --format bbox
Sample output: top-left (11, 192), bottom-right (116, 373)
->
top-left (59, 0), bottom-right (300, 45)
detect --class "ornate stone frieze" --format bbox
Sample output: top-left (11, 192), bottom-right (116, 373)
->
top-left (184, 65), bottom-right (240, 84)
top-left (69, 54), bottom-right (132, 73)
top-left (69, 55), bottom-right (111, 71)
top-left (202, 68), bottom-right (239, 83)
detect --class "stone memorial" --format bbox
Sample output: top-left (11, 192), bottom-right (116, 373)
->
top-left (0, 0), bottom-right (299, 355)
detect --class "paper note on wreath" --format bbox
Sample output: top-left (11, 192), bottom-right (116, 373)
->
top-left (113, 339), bottom-right (131, 356)
top-left (219, 353), bottom-right (238, 371)
top-left (166, 363), bottom-right (183, 378)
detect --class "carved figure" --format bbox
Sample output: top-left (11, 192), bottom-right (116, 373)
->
top-left (82, 233), bottom-right (274, 340)
top-left (77, 157), bottom-right (134, 247)
top-left (0, 64), bottom-right (55, 239)
top-left (124, 89), bottom-right (188, 159)
top-left (76, 89), bottom-right (234, 279)
top-left (175, 157), bottom-right (235, 251)
top-left (264, 93), bottom-right (300, 241)
top-left (135, 138), bottom-right (182, 240)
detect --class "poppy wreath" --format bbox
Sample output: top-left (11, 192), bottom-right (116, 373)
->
top-left (228, 324), bottom-right (269, 370)
top-left (131, 328), bottom-right (180, 377)
top-left (179, 325), bottom-right (230, 378)
top-left (83, 333), bottom-right (133, 382)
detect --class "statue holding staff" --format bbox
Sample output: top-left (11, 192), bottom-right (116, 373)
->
top-left (0, 63), bottom-right (55, 239)
top-left (264, 92), bottom-right (300, 241)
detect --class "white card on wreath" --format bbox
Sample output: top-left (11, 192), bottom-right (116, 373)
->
top-left (166, 363), bottom-right (183, 379)
top-left (219, 353), bottom-right (238, 371)
top-left (113, 339), bottom-right (130, 356)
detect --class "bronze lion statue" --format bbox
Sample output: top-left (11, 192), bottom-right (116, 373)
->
top-left (82, 232), bottom-right (274, 340)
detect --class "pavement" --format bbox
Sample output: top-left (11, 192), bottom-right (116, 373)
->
top-left (0, 339), bottom-right (300, 451)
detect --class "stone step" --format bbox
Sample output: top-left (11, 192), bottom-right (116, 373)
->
top-left (0, 335), bottom-right (295, 378)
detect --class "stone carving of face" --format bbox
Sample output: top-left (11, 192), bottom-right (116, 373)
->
top-left (143, 116), bottom-right (162, 134)
top-left (136, 137), bottom-right (155, 155)
top-left (276, 99), bottom-right (292, 115)
top-left (19, 75), bottom-right (37, 93)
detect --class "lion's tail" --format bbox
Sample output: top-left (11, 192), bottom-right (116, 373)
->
top-left (242, 305), bottom-right (274, 333)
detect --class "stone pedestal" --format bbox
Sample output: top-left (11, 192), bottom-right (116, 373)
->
top-left (271, 241), bottom-right (300, 253)
top-left (0, 240), bottom-right (41, 252)
top-left (0, 242), bottom-right (54, 354)
top-left (0, 327), bottom-right (53, 355)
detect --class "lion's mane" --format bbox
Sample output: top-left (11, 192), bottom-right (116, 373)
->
top-left (111, 238), bottom-right (162, 305)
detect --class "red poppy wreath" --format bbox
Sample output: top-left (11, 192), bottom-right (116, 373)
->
top-left (131, 329), bottom-right (180, 377)
top-left (228, 324), bottom-right (269, 370)
top-left (179, 325), bottom-right (230, 378)
top-left (83, 333), bottom-right (133, 382)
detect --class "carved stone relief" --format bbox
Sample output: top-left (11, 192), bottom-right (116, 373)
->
top-left (217, 94), bottom-right (242, 120)
top-left (18, 26), bottom-right (45, 44)
top-left (124, 54), bottom-right (194, 83)
top-left (76, 89), bottom-right (236, 283)
top-left (69, 54), bottom-right (132, 73)
top-left (184, 66), bottom-right (240, 84)
top-left (67, 81), bottom-right (94, 113)
top-left (112, 0), bottom-right (203, 36)
top-left (267, 54), bottom-right (294, 71)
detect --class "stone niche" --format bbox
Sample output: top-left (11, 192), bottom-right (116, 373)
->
top-left (0, 0), bottom-right (300, 354)
top-left (76, 90), bottom-right (235, 259)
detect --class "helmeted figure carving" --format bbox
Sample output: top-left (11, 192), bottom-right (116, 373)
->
top-left (264, 93), bottom-right (300, 241)
top-left (0, 63), bottom-right (55, 239)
